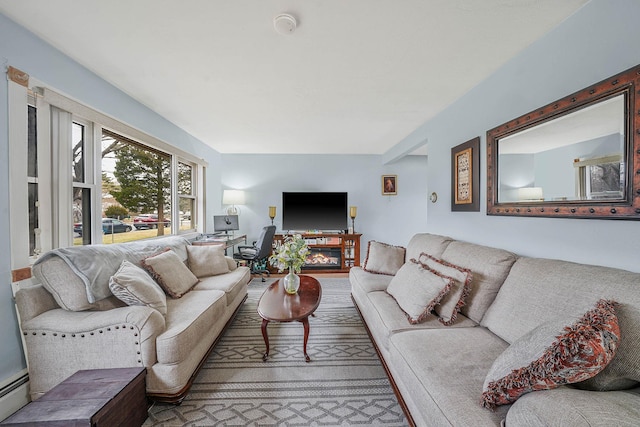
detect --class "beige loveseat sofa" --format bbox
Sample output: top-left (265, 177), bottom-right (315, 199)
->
top-left (351, 233), bottom-right (640, 426)
top-left (16, 235), bottom-right (250, 403)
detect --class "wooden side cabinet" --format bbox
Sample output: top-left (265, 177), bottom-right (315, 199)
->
top-left (272, 233), bottom-right (361, 274)
top-left (1, 368), bottom-right (147, 426)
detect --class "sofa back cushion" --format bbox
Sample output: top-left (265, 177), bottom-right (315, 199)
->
top-left (481, 257), bottom-right (640, 390)
top-left (32, 236), bottom-right (191, 310)
top-left (405, 233), bottom-right (453, 261)
top-left (440, 241), bottom-right (518, 323)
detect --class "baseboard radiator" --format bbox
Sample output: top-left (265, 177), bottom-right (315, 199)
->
top-left (0, 371), bottom-right (29, 422)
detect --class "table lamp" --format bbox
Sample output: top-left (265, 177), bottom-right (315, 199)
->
top-left (349, 206), bottom-right (357, 233)
top-left (268, 206), bottom-right (276, 225)
top-left (223, 190), bottom-right (245, 215)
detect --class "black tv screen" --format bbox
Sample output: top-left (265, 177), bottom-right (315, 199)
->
top-left (282, 192), bottom-right (348, 231)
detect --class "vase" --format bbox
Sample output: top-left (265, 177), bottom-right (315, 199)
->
top-left (283, 268), bottom-right (300, 294)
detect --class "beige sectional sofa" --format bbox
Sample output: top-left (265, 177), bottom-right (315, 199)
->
top-left (351, 233), bottom-right (640, 426)
top-left (16, 235), bottom-right (250, 403)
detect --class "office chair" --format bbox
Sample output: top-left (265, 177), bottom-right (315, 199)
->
top-left (233, 225), bottom-right (276, 282)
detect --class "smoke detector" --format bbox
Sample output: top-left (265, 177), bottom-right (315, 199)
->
top-left (273, 13), bottom-right (297, 35)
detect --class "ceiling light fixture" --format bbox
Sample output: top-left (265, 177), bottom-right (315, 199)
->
top-left (273, 13), bottom-right (297, 35)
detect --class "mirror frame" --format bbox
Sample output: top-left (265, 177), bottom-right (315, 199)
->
top-left (487, 64), bottom-right (640, 220)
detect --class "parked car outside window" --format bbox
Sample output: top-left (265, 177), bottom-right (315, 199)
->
top-left (133, 214), bottom-right (170, 229)
top-left (102, 218), bottom-right (133, 234)
top-left (74, 218), bottom-right (133, 236)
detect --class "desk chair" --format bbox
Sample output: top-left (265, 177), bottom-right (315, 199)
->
top-left (233, 225), bottom-right (276, 282)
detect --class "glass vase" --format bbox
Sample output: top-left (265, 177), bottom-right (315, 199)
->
top-left (283, 268), bottom-right (300, 294)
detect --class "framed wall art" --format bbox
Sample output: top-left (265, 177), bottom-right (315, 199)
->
top-left (451, 137), bottom-right (480, 211)
top-left (382, 175), bottom-right (397, 195)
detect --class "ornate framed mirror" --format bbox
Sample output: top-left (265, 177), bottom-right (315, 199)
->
top-left (487, 64), bottom-right (640, 219)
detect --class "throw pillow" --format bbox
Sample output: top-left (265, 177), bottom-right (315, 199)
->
top-left (186, 245), bottom-right (230, 278)
top-left (108, 260), bottom-right (167, 315)
top-left (481, 299), bottom-right (620, 410)
top-left (386, 260), bottom-right (454, 324)
top-left (142, 248), bottom-right (199, 298)
top-left (416, 253), bottom-right (473, 326)
top-left (363, 241), bottom-right (406, 276)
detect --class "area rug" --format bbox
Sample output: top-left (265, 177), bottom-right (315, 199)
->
top-left (145, 277), bottom-right (408, 426)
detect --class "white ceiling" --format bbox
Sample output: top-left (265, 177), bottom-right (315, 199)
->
top-left (0, 0), bottom-right (588, 155)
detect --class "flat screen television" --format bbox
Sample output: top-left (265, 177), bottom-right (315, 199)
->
top-left (282, 192), bottom-right (348, 232)
top-left (213, 215), bottom-right (239, 233)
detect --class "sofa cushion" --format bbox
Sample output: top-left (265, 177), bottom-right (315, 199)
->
top-left (389, 328), bottom-right (510, 426)
top-left (142, 249), bottom-right (199, 298)
top-left (108, 260), bottom-right (167, 315)
top-left (405, 233), bottom-right (453, 262)
top-left (226, 257), bottom-right (238, 271)
top-left (360, 291), bottom-right (478, 357)
top-left (416, 253), bottom-right (472, 326)
top-left (363, 241), bottom-right (405, 276)
top-left (349, 267), bottom-right (393, 294)
top-left (186, 245), bottom-right (230, 278)
top-left (32, 256), bottom-right (98, 311)
top-left (506, 387), bottom-right (640, 427)
top-left (156, 289), bottom-right (226, 365)
top-left (575, 301), bottom-right (640, 391)
top-left (481, 299), bottom-right (620, 409)
top-left (480, 257), bottom-right (640, 391)
top-left (440, 240), bottom-right (518, 323)
top-left (386, 260), bottom-right (453, 324)
top-left (32, 236), bottom-right (191, 304)
top-left (192, 266), bottom-right (251, 306)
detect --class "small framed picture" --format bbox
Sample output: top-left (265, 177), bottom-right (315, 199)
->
top-left (382, 175), bottom-right (397, 195)
top-left (451, 137), bottom-right (480, 211)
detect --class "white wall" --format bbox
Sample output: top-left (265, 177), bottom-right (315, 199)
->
top-left (388, 0), bottom-right (640, 273)
top-left (219, 154), bottom-right (428, 251)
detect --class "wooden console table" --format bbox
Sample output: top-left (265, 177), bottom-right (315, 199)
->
top-left (272, 233), bottom-right (361, 273)
top-left (1, 367), bottom-right (147, 426)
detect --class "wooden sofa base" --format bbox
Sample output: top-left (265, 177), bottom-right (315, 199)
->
top-left (351, 295), bottom-right (416, 427)
top-left (147, 293), bottom-right (248, 404)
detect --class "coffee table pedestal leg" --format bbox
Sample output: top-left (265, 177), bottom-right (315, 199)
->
top-left (301, 317), bottom-right (311, 362)
top-left (261, 318), bottom-right (270, 361)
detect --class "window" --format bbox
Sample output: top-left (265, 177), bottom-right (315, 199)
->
top-left (72, 121), bottom-right (94, 245)
top-left (102, 130), bottom-right (172, 242)
top-left (178, 161), bottom-right (196, 231)
top-left (27, 102), bottom-right (39, 256)
top-left (9, 75), bottom-right (207, 260)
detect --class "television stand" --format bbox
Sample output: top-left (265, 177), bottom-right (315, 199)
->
top-left (272, 233), bottom-right (361, 273)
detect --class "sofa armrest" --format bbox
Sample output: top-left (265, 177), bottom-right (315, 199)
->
top-left (15, 284), bottom-right (60, 323)
top-left (21, 305), bottom-right (165, 399)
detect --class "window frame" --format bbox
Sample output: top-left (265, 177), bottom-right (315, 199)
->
top-left (10, 79), bottom-right (207, 259)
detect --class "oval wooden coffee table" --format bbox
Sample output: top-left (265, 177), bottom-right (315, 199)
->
top-left (257, 275), bottom-right (322, 362)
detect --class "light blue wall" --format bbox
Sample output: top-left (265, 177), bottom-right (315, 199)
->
top-left (391, 0), bottom-right (640, 272)
top-left (219, 154), bottom-right (428, 250)
top-left (0, 13), bottom-right (222, 386)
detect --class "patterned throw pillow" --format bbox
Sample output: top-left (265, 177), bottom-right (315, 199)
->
top-left (363, 241), bottom-right (406, 276)
top-left (108, 260), bottom-right (167, 315)
top-left (386, 259), bottom-right (454, 324)
top-left (416, 253), bottom-right (473, 326)
top-left (186, 245), bottom-right (230, 278)
top-left (142, 248), bottom-right (199, 298)
top-left (481, 299), bottom-right (620, 410)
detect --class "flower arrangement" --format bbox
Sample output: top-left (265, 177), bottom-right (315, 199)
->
top-left (269, 234), bottom-right (310, 273)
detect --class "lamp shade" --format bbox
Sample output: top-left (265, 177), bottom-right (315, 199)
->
top-left (222, 190), bottom-right (246, 205)
top-left (518, 187), bottom-right (544, 201)
top-left (268, 206), bottom-right (276, 219)
top-left (349, 206), bottom-right (357, 219)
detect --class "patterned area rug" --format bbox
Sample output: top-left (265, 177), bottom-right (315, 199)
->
top-left (145, 277), bottom-right (408, 426)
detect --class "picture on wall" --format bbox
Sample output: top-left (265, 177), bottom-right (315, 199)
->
top-left (451, 137), bottom-right (480, 211)
top-left (382, 175), bottom-right (397, 195)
